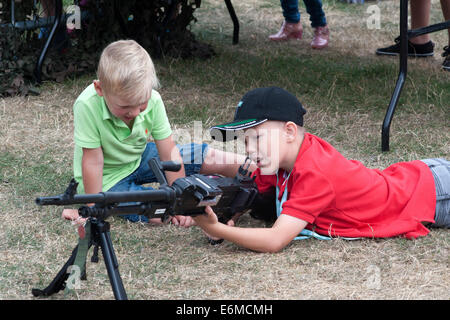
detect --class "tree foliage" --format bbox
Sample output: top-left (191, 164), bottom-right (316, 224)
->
top-left (0, 0), bottom-right (214, 96)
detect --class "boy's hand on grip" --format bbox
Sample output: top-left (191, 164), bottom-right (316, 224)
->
top-left (62, 208), bottom-right (88, 239)
top-left (194, 205), bottom-right (219, 226)
top-left (194, 206), bottom-right (237, 244)
top-left (172, 215), bottom-right (196, 228)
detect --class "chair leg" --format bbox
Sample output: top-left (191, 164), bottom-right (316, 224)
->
top-left (224, 0), bottom-right (239, 44)
top-left (34, 0), bottom-right (63, 84)
top-left (381, 0), bottom-right (408, 152)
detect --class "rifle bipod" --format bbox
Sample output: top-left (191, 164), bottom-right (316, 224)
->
top-left (32, 218), bottom-right (128, 300)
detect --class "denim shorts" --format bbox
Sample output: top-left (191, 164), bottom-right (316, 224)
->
top-left (108, 142), bottom-right (209, 222)
top-left (420, 158), bottom-right (450, 228)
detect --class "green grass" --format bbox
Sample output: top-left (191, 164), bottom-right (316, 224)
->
top-left (0, 0), bottom-right (448, 300)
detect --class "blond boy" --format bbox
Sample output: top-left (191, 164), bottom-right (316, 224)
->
top-left (63, 40), bottom-right (247, 226)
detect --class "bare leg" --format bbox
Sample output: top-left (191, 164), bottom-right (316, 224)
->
top-left (410, 0), bottom-right (431, 44)
top-left (441, 0), bottom-right (450, 46)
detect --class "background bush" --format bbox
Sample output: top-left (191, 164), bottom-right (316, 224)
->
top-left (0, 0), bottom-right (213, 96)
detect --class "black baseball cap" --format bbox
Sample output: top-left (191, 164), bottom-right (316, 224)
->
top-left (210, 87), bottom-right (306, 141)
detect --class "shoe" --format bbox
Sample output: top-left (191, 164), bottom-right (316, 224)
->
top-left (376, 37), bottom-right (434, 57)
top-left (269, 21), bottom-right (303, 41)
top-left (311, 25), bottom-right (329, 49)
top-left (442, 46), bottom-right (450, 71)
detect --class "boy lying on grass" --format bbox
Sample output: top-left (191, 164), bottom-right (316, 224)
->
top-left (193, 87), bottom-right (449, 252)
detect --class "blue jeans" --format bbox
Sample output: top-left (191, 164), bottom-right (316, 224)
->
top-left (108, 142), bottom-right (209, 222)
top-left (281, 0), bottom-right (327, 27)
top-left (421, 158), bottom-right (450, 228)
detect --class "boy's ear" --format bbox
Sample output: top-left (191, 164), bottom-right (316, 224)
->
top-left (284, 121), bottom-right (298, 142)
top-left (93, 80), bottom-right (103, 97)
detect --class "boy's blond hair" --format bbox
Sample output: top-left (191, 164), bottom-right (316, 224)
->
top-left (97, 40), bottom-right (160, 105)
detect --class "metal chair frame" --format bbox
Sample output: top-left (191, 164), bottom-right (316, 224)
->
top-left (381, 0), bottom-right (450, 151)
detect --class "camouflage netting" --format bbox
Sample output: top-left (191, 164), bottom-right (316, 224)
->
top-left (0, 0), bottom-right (214, 96)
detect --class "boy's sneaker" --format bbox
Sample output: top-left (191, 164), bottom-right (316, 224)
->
top-left (376, 37), bottom-right (434, 57)
top-left (443, 46), bottom-right (450, 71)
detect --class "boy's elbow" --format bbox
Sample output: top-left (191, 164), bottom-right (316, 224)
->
top-left (259, 228), bottom-right (294, 253)
top-left (260, 238), bottom-right (286, 253)
top-left (263, 246), bottom-right (282, 254)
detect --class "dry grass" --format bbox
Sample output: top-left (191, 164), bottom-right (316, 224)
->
top-left (0, 0), bottom-right (449, 300)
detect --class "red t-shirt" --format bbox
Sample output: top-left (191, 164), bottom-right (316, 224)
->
top-left (253, 133), bottom-right (436, 239)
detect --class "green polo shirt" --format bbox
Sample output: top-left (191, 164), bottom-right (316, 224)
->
top-left (73, 83), bottom-right (172, 193)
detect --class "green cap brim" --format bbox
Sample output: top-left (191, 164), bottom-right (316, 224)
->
top-left (210, 119), bottom-right (268, 141)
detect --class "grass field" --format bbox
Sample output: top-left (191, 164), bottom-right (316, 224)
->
top-left (0, 0), bottom-right (449, 300)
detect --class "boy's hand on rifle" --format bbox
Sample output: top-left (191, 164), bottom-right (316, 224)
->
top-left (196, 206), bottom-right (221, 240)
top-left (193, 206), bottom-right (236, 241)
top-left (62, 209), bottom-right (86, 225)
top-left (62, 209), bottom-right (88, 239)
top-left (171, 215), bottom-right (196, 228)
top-left (195, 206), bottom-right (238, 227)
top-left (194, 206), bottom-right (218, 226)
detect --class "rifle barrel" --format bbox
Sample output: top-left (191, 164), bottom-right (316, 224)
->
top-left (35, 188), bottom-right (174, 206)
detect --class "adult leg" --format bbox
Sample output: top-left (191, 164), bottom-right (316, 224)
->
top-left (440, 0), bottom-right (450, 70)
top-left (410, 0), bottom-right (431, 45)
top-left (441, 0), bottom-right (450, 45)
top-left (303, 0), bottom-right (329, 49)
top-left (303, 0), bottom-right (326, 28)
top-left (376, 0), bottom-right (434, 57)
top-left (281, 0), bottom-right (301, 23)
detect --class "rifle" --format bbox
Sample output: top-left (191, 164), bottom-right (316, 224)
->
top-left (32, 157), bottom-right (258, 299)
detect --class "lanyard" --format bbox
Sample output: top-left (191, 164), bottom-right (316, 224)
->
top-left (275, 170), bottom-right (360, 241)
top-left (276, 170), bottom-right (332, 241)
